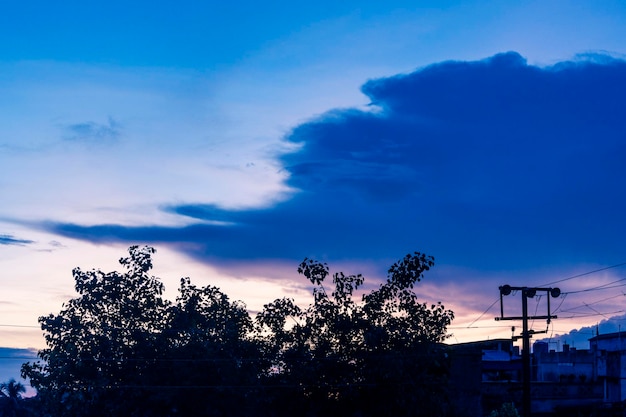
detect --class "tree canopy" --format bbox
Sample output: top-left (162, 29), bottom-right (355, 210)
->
top-left (22, 246), bottom-right (454, 417)
top-left (256, 253), bottom-right (454, 416)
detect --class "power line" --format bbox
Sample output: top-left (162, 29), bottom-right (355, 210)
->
top-left (558, 293), bottom-right (626, 313)
top-left (556, 309), bottom-right (626, 320)
top-left (563, 279), bottom-right (626, 294)
top-left (551, 293), bottom-right (568, 314)
top-left (530, 295), bottom-right (543, 328)
top-left (541, 262), bottom-right (626, 286)
top-left (448, 324), bottom-right (513, 330)
top-left (465, 297), bottom-right (499, 328)
top-left (582, 303), bottom-right (611, 320)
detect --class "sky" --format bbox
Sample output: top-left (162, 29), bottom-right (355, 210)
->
top-left (2, 0), bottom-right (626, 387)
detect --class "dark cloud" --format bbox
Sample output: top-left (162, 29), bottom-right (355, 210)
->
top-left (42, 52), bottom-right (626, 272)
top-left (0, 234), bottom-right (34, 246)
top-left (63, 117), bottom-right (120, 141)
top-left (0, 347), bottom-right (37, 358)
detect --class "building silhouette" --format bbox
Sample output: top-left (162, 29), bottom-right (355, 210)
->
top-left (449, 331), bottom-right (626, 416)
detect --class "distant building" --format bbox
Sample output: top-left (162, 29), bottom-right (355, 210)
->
top-left (532, 341), bottom-right (602, 415)
top-left (533, 341), bottom-right (595, 383)
top-left (447, 332), bottom-right (626, 416)
top-left (589, 331), bottom-right (626, 403)
top-left (447, 339), bottom-right (522, 417)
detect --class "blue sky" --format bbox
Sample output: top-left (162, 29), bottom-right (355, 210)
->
top-left (2, 0), bottom-right (626, 385)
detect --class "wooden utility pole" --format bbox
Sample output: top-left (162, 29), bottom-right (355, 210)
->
top-left (495, 285), bottom-right (561, 417)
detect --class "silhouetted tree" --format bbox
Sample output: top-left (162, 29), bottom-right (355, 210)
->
top-left (22, 246), bottom-right (170, 416)
top-left (0, 378), bottom-right (26, 417)
top-left (256, 252), bottom-right (454, 417)
top-left (22, 246), bottom-right (263, 417)
top-left (22, 247), bottom-right (453, 416)
top-left (152, 277), bottom-right (265, 416)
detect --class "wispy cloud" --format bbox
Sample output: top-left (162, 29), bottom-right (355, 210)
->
top-left (48, 240), bottom-right (65, 248)
top-left (0, 234), bottom-right (34, 246)
top-left (62, 117), bottom-right (121, 142)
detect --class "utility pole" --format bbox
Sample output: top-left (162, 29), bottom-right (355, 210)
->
top-left (495, 285), bottom-right (561, 417)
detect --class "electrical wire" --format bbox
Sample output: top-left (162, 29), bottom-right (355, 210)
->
top-left (563, 280), bottom-right (626, 295)
top-left (465, 297), bottom-right (500, 328)
top-left (448, 324), bottom-right (513, 330)
top-left (540, 261), bottom-right (626, 286)
top-left (551, 293), bottom-right (568, 314)
top-left (556, 309), bottom-right (626, 320)
top-left (558, 293), bottom-right (625, 313)
top-left (530, 295), bottom-right (542, 328)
